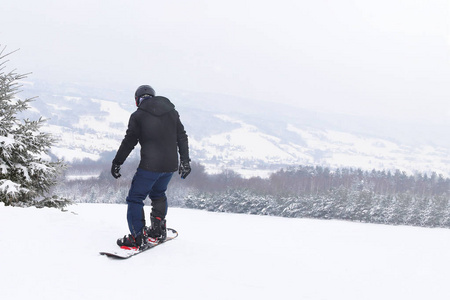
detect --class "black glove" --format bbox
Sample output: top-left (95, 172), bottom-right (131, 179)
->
top-left (178, 160), bottom-right (191, 179)
top-left (111, 161), bottom-right (121, 179)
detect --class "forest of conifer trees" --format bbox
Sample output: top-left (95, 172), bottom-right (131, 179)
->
top-left (58, 160), bottom-right (450, 228)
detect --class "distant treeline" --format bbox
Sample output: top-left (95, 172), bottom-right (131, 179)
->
top-left (57, 160), bottom-right (450, 228)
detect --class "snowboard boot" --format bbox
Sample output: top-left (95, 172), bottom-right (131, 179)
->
top-left (147, 216), bottom-right (167, 244)
top-left (117, 231), bottom-right (147, 250)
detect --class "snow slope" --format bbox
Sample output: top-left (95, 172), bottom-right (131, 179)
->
top-left (1, 203), bottom-right (450, 300)
top-left (18, 82), bottom-right (450, 178)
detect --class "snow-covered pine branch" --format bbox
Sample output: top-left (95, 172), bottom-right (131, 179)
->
top-left (0, 46), bottom-right (68, 208)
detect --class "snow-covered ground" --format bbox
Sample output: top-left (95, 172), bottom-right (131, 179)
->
top-left (19, 85), bottom-right (450, 178)
top-left (1, 203), bottom-right (450, 300)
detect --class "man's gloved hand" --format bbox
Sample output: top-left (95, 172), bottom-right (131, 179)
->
top-left (111, 161), bottom-right (122, 179)
top-left (178, 160), bottom-right (191, 179)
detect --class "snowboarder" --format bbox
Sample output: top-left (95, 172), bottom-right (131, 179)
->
top-left (111, 85), bottom-right (191, 249)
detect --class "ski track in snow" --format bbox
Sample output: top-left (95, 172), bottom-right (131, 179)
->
top-left (1, 203), bottom-right (450, 299)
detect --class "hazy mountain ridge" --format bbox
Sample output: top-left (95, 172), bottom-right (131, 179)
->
top-left (17, 80), bottom-right (450, 178)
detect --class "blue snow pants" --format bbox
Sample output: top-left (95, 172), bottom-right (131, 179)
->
top-left (126, 168), bottom-right (173, 237)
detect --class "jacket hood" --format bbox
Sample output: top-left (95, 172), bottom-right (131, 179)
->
top-left (138, 96), bottom-right (175, 116)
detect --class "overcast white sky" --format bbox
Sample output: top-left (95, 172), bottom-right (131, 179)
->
top-left (2, 0), bottom-right (450, 122)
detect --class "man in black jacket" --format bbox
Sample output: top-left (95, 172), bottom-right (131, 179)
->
top-left (111, 85), bottom-right (191, 248)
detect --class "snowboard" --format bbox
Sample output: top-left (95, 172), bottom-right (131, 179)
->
top-left (100, 228), bottom-right (178, 259)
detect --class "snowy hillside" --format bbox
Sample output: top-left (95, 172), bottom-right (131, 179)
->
top-left (1, 203), bottom-right (450, 300)
top-left (17, 80), bottom-right (450, 177)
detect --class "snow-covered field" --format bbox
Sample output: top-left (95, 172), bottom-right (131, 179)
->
top-left (19, 85), bottom-right (450, 178)
top-left (1, 203), bottom-right (450, 300)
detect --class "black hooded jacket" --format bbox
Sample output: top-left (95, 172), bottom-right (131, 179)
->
top-left (113, 96), bottom-right (189, 172)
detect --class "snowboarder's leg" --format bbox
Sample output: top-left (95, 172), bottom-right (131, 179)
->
top-left (149, 172), bottom-right (173, 218)
top-left (150, 196), bottom-right (168, 219)
top-left (125, 169), bottom-right (156, 237)
top-left (117, 203), bottom-right (146, 248)
top-left (126, 204), bottom-right (145, 237)
top-left (148, 215), bottom-right (167, 242)
top-left (148, 172), bottom-right (173, 242)
top-left (148, 196), bottom-right (168, 242)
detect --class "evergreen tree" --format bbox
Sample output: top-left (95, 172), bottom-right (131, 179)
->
top-left (0, 47), bottom-right (69, 208)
